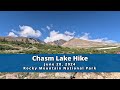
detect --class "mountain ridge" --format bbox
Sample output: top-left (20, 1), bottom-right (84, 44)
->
top-left (0, 36), bottom-right (119, 48)
top-left (0, 36), bottom-right (45, 44)
top-left (47, 39), bottom-right (66, 46)
top-left (61, 38), bottom-right (119, 48)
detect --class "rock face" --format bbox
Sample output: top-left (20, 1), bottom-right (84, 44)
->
top-left (73, 72), bottom-right (120, 79)
top-left (47, 39), bottom-right (66, 46)
top-left (53, 39), bottom-right (67, 46)
top-left (39, 73), bottom-right (47, 78)
top-left (1, 72), bottom-right (120, 79)
top-left (62, 38), bottom-right (111, 48)
top-left (55, 73), bottom-right (72, 79)
top-left (0, 36), bottom-right (45, 44)
top-left (5, 73), bottom-right (18, 79)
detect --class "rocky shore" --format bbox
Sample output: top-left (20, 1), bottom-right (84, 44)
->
top-left (0, 72), bottom-right (120, 79)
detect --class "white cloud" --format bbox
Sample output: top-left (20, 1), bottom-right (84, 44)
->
top-left (9, 25), bottom-right (42, 38)
top-left (79, 33), bottom-right (90, 40)
top-left (11, 29), bottom-right (18, 33)
top-left (91, 38), bottom-right (107, 42)
top-left (79, 33), bottom-right (116, 43)
top-left (46, 26), bottom-right (51, 30)
top-left (8, 32), bottom-right (18, 37)
top-left (64, 31), bottom-right (75, 36)
top-left (19, 25), bottom-right (41, 38)
top-left (104, 40), bottom-right (117, 43)
top-left (44, 31), bottom-right (116, 43)
top-left (7, 25), bottom-right (116, 44)
top-left (91, 38), bottom-right (116, 43)
top-left (44, 30), bottom-right (74, 43)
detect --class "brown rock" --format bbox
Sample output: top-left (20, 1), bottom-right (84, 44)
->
top-left (5, 74), bottom-right (18, 79)
top-left (39, 73), bottom-right (47, 78)
top-left (55, 73), bottom-right (72, 79)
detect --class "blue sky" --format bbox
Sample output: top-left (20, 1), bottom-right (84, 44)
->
top-left (0, 11), bottom-right (120, 43)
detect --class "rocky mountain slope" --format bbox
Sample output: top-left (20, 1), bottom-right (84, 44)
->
top-left (0, 36), bottom-right (45, 44)
top-left (0, 37), bottom-right (119, 49)
top-left (61, 38), bottom-right (118, 48)
top-left (47, 39), bottom-right (66, 46)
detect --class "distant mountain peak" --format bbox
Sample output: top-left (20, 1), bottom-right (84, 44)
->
top-left (61, 38), bottom-right (116, 48)
top-left (47, 39), bottom-right (67, 46)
